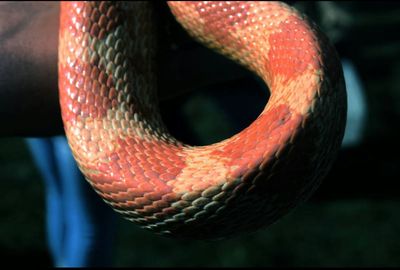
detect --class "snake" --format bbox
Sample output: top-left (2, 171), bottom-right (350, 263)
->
top-left (58, 1), bottom-right (347, 240)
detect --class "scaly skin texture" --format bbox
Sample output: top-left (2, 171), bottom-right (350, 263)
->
top-left (58, 1), bottom-right (347, 240)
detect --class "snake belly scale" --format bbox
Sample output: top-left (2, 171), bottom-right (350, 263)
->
top-left (58, 1), bottom-right (346, 239)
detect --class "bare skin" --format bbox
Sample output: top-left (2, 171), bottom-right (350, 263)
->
top-left (0, 2), bottom-right (61, 136)
top-left (0, 2), bottom-right (249, 137)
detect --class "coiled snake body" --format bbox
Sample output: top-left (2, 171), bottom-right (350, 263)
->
top-left (58, 1), bottom-right (346, 239)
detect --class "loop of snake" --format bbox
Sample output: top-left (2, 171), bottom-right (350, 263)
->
top-left (58, 1), bottom-right (347, 239)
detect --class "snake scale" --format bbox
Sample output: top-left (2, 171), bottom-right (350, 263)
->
top-left (58, 1), bottom-right (347, 240)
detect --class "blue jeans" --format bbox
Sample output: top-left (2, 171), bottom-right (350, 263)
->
top-left (25, 136), bottom-right (116, 267)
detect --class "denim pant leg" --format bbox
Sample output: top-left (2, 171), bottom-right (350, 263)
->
top-left (51, 136), bottom-right (116, 267)
top-left (26, 136), bottom-right (117, 267)
top-left (25, 137), bottom-right (64, 265)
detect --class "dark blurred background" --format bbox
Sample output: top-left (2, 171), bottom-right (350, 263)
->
top-left (1, 1), bottom-right (399, 267)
